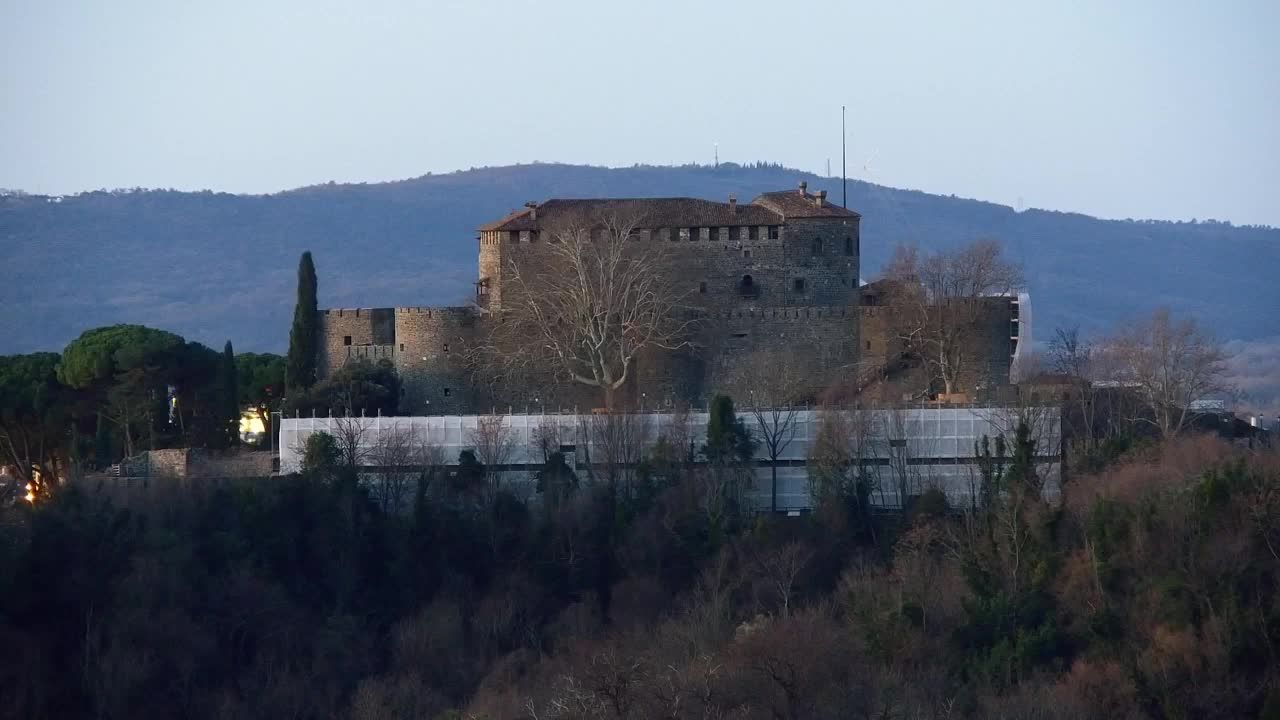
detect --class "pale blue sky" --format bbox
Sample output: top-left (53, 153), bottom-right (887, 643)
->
top-left (2, 0), bottom-right (1277, 225)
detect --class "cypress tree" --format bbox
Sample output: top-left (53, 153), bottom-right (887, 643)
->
top-left (703, 394), bottom-right (755, 463)
top-left (222, 340), bottom-right (239, 446)
top-left (286, 251), bottom-right (319, 393)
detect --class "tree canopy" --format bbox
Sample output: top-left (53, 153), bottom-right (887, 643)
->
top-left (286, 251), bottom-right (319, 393)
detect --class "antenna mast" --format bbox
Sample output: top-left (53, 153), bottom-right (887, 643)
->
top-left (841, 105), bottom-right (847, 208)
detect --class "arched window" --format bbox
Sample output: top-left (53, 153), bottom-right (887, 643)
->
top-left (742, 274), bottom-right (754, 288)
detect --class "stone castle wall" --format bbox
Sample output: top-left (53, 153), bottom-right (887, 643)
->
top-left (315, 195), bottom-right (1017, 411)
top-left (394, 307), bottom-right (477, 414)
top-left (478, 217), bottom-right (860, 314)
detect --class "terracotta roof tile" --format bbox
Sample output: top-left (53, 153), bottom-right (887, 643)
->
top-left (751, 188), bottom-right (862, 219)
top-left (478, 197), bottom-right (784, 233)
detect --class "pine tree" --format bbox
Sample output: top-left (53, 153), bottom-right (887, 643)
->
top-left (286, 251), bottom-right (319, 393)
top-left (221, 340), bottom-right (239, 446)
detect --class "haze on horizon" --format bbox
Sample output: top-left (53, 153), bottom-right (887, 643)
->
top-left (2, 0), bottom-right (1277, 227)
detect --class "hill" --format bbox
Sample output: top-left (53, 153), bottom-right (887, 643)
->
top-left (2, 162), bottom-right (1277, 357)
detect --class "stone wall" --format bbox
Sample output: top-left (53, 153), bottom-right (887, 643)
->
top-left (855, 296), bottom-right (1017, 400)
top-left (119, 449), bottom-right (274, 481)
top-left (318, 307), bottom-right (380, 377)
top-left (779, 218), bottom-right (860, 308)
top-left (477, 230), bottom-right (504, 310)
top-left (317, 198), bottom-right (872, 413)
top-left (394, 307), bottom-right (478, 414)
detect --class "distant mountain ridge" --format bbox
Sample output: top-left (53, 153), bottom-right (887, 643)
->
top-left (1, 162), bottom-right (1277, 357)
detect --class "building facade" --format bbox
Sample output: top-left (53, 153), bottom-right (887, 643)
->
top-left (319, 183), bottom-right (865, 413)
top-left (278, 406), bottom-right (1062, 510)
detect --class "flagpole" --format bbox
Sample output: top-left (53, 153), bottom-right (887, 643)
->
top-left (842, 105), bottom-right (847, 209)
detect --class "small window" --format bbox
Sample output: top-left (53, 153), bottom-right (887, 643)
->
top-left (443, 387), bottom-right (452, 397)
top-left (743, 249), bottom-right (751, 258)
top-left (699, 281), bottom-right (707, 294)
top-left (866, 340), bottom-right (871, 350)
top-left (508, 231), bottom-right (519, 243)
top-left (768, 226), bottom-right (780, 240)
top-left (343, 336), bottom-right (352, 346)
top-left (709, 226), bottom-right (719, 241)
top-left (399, 343), bottom-right (405, 351)
top-left (741, 274), bottom-right (754, 289)
top-left (793, 278), bottom-right (806, 292)
top-left (811, 238), bottom-right (822, 255)
top-left (443, 343), bottom-right (450, 353)
top-left (748, 226), bottom-right (759, 241)
top-left (844, 236), bottom-right (855, 255)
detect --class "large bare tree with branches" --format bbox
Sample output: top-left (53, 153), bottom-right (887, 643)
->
top-left (482, 212), bottom-right (695, 407)
top-left (882, 239), bottom-right (1024, 397)
top-left (1111, 307), bottom-right (1230, 438)
top-left (728, 350), bottom-right (813, 513)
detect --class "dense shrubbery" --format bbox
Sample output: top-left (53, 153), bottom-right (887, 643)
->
top-left (1, 426), bottom-right (1276, 719)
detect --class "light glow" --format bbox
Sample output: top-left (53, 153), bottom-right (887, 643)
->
top-left (239, 409), bottom-right (266, 436)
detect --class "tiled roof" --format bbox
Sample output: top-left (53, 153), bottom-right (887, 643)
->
top-left (478, 197), bottom-right (783, 233)
top-left (752, 188), bottom-right (862, 219)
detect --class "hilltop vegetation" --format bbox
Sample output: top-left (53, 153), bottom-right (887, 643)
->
top-left (2, 423), bottom-right (1277, 718)
top-left (2, 162), bottom-right (1277, 358)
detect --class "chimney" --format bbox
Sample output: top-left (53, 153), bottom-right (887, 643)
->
top-left (728, 194), bottom-right (737, 213)
top-left (798, 181), bottom-right (808, 196)
top-left (815, 189), bottom-right (827, 207)
top-left (524, 201), bottom-right (537, 222)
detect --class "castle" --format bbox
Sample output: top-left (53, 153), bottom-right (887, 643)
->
top-left (317, 182), bottom-right (1020, 412)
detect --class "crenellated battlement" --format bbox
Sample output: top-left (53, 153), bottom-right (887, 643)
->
top-left (315, 186), bottom-right (874, 413)
top-left (393, 305), bottom-right (477, 319)
top-left (691, 305), bottom-right (861, 321)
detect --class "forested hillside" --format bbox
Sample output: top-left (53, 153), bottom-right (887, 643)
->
top-left (2, 162), bottom-right (1277, 356)
top-left (3, 426), bottom-right (1277, 718)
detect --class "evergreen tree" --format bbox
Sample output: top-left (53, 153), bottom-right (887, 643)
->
top-left (221, 340), bottom-right (239, 446)
top-left (703, 394), bottom-right (755, 463)
top-left (285, 251), bottom-right (319, 393)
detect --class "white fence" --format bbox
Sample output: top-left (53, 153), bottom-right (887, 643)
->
top-left (279, 406), bottom-right (1060, 511)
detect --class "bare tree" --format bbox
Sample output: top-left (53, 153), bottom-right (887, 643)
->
top-left (531, 419), bottom-right (564, 464)
top-left (1111, 308), bottom-right (1230, 438)
top-left (469, 414), bottom-right (516, 499)
top-left (582, 409), bottom-right (652, 497)
top-left (882, 239), bottom-right (1024, 396)
top-left (482, 211), bottom-right (695, 407)
top-left (330, 416), bottom-right (372, 471)
top-left (751, 541), bottom-right (814, 618)
top-left (369, 425), bottom-right (416, 513)
top-left (808, 405), bottom-right (885, 505)
top-left (1049, 326), bottom-right (1102, 454)
top-left (875, 407), bottom-right (907, 509)
top-left (729, 350), bottom-right (811, 513)
top-left (414, 437), bottom-right (445, 502)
